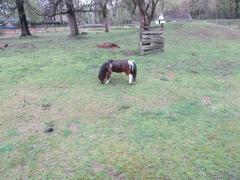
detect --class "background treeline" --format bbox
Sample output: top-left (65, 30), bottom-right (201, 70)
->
top-left (0, 0), bottom-right (239, 37)
top-left (168, 0), bottom-right (240, 19)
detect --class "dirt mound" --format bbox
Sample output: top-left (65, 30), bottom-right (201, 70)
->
top-left (97, 42), bottom-right (120, 49)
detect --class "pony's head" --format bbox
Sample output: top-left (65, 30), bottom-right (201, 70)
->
top-left (98, 60), bottom-right (113, 84)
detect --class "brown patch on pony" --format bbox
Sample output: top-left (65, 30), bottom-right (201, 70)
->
top-left (97, 42), bottom-right (120, 49)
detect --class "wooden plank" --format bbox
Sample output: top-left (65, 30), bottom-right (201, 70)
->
top-left (142, 31), bottom-right (163, 35)
top-left (142, 38), bottom-right (164, 44)
top-left (143, 48), bottom-right (164, 54)
top-left (142, 34), bottom-right (163, 39)
top-left (142, 44), bottom-right (164, 51)
top-left (142, 30), bottom-right (163, 35)
top-left (142, 42), bottom-right (163, 46)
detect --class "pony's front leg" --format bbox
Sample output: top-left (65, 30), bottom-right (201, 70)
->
top-left (129, 74), bottom-right (133, 84)
top-left (105, 72), bottom-right (112, 84)
top-left (105, 79), bottom-right (110, 84)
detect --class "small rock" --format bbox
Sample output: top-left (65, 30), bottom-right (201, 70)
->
top-left (118, 105), bottom-right (130, 111)
top-left (160, 76), bottom-right (169, 81)
top-left (41, 103), bottom-right (51, 110)
top-left (44, 127), bottom-right (54, 133)
top-left (44, 122), bottom-right (54, 133)
top-left (190, 70), bottom-right (199, 74)
top-left (80, 32), bottom-right (88, 35)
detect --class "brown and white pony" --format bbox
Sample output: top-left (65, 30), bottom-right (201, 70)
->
top-left (98, 60), bottom-right (137, 84)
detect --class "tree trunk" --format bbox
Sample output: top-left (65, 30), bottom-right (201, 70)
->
top-left (235, 0), bottom-right (240, 18)
top-left (59, 14), bottom-right (63, 24)
top-left (133, 0), bottom-right (150, 30)
top-left (16, 0), bottom-right (31, 36)
top-left (65, 0), bottom-right (79, 37)
top-left (102, 4), bottom-right (109, 33)
top-left (148, 1), bottom-right (157, 25)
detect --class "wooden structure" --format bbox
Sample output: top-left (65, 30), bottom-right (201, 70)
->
top-left (139, 25), bottom-right (164, 55)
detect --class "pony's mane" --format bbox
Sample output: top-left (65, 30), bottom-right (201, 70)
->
top-left (98, 61), bottom-right (109, 81)
top-left (108, 60), bottom-right (114, 64)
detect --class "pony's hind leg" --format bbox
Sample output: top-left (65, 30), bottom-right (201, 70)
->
top-left (129, 74), bottom-right (133, 84)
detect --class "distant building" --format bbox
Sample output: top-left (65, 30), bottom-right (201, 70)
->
top-left (0, 18), bottom-right (18, 24)
top-left (163, 10), bottom-right (192, 21)
top-left (0, 18), bottom-right (18, 29)
top-left (155, 12), bottom-right (166, 25)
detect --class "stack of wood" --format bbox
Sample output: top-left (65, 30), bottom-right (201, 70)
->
top-left (139, 26), bottom-right (164, 55)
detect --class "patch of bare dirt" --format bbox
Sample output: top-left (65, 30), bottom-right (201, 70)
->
top-left (0, 87), bottom-right (118, 132)
top-left (214, 171), bottom-right (237, 179)
top-left (195, 26), bottom-right (240, 40)
top-left (92, 161), bottom-right (125, 180)
top-left (18, 122), bottom-right (42, 133)
top-left (214, 60), bottom-right (240, 77)
top-left (69, 124), bottom-right (80, 132)
top-left (202, 96), bottom-right (211, 106)
top-left (160, 71), bottom-right (175, 81)
top-left (122, 50), bottom-right (136, 56)
top-left (0, 43), bottom-right (8, 49)
top-left (85, 64), bottom-right (98, 70)
top-left (12, 43), bottom-right (36, 49)
top-left (97, 42), bottom-right (120, 49)
top-left (92, 161), bottom-right (105, 173)
top-left (176, 24), bottom-right (240, 41)
top-left (0, 88), bottom-right (54, 130)
top-left (122, 93), bottom-right (179, 112)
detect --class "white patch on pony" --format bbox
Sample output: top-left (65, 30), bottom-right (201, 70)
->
top-left (109, 62), bottom-right (113, 70)
top-left (105, 79), bottom-right (110, 84)
top-left (128, 60), bottom-right (134, 71)
top-left (129, 74), bottom-right (133, 84)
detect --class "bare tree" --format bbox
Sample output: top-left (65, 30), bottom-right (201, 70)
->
top-left (132, 0), bottom-right (160, 30)
top-left (92, 0), bottom-right (110, 32)
top-left (16, 0), bottom-right (31, 36)
top-left (0, 0), bottom-right (31, 36)
top-left (100, 0), bottom-right (110, 32)
top-left (26, 0), bottom-right (95, 36)
top-left (65, 0), bottom-right (79, 36)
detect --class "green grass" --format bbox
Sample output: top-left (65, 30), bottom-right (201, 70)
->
top-left (0, 21), bottom-right (240, 179)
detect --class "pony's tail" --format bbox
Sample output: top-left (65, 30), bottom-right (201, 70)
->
top-left (132, 61), bottom-right (137, 81)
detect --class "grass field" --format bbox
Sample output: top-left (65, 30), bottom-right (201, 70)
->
top-left (0, 21), bottom-right (240, 179)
